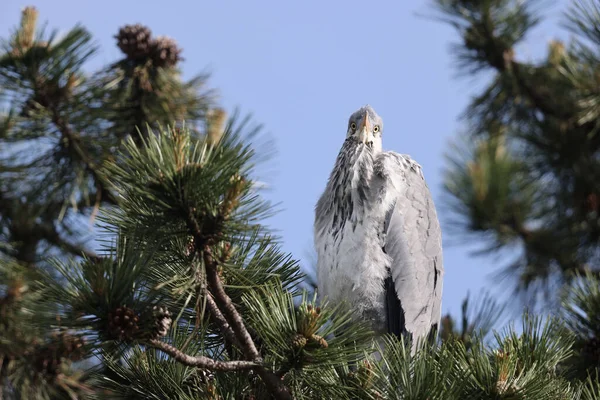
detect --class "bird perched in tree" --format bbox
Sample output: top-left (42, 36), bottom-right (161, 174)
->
top-left (314, 105), bottom-right (443, 347)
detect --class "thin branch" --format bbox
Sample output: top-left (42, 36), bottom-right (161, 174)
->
top-left (206, 292), bottom-right (239, 347)
top-left (204, 250), bottom-right (260, 361)
top-left (147, 339), bottom-right (257, 371)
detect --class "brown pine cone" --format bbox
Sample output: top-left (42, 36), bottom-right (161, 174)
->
top-left (150, 305), bottom-right (172, 339)
top-left (32, 332), bottom-right (85, 377)
top-left (290, 333), bottom-right (308, 350)
top-left (149, 36), bottom-right (183, 68)
top-left (115, 24), bottom-right (153, 60)
top-left (107, 305), bottom-right (140, 341)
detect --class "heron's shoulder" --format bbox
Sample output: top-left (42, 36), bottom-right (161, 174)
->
top-left (375, 151), bottom-right (424, 179)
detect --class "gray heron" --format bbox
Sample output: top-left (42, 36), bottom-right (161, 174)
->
top-left (314, 105), bottom-right (443, 347)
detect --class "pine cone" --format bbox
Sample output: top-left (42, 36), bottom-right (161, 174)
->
top-left (107, 306), bottom-right (140, 341)
top-left (347, 360), bottom-right (375, 389)
top-left (309, 334), bottom-right (328, 349)
top-left (149, 36), bottom-right (183, 68)
top-left (32, 332), bottom-right (85, 377)
top-left (184, 236), bottom-right (196, 257)
top-left (150, 305), bottom-right (172, 338)
top-left (56, 332), bottom-right (86, 362)
top-left (115, 24), bottom-right (153, 60)
top-left (290, 333), bottom-right (308, 350)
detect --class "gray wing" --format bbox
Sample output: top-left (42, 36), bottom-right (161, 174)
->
top-left (375, 152), bottom-right (443, 344)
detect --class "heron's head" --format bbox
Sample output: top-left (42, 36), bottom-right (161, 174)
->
top-left (346, 105), bottom-right (383, 153)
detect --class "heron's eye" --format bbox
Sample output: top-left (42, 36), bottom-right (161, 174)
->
top-left (350, 122), bottom-right (356, 130)
top-left (374, 125), bottom-right (380, 133)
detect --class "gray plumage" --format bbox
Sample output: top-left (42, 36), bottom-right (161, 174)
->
top-left (314, 105), bottom-right (443, 346)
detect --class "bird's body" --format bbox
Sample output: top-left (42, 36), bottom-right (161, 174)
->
top-left (314, 105), bottom-right (443, 345)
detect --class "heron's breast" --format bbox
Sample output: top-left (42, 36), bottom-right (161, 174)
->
top-left (316, 217), bottom-right (390, 311)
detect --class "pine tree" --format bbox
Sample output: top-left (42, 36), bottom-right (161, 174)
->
top-left (434, 0), bottom-right (600, 296)
top-left (2, 4), bottom-right (600, 399)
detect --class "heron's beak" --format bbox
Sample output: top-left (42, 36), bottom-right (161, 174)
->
top-left (358, 115), bottom-right (372, 148)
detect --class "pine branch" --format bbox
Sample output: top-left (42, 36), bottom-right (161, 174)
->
top-left (474, 17), bottom-right (567, 120)
top-left (435, 0), bottom-right (569, 120)
top-left (146, 339), bottom-right (256, 371)
top-left (183, 204), bottom-right (259, 361)
top-left (50, 110), bottom-right (117, 205)
top-left (506, 58), bottom-right (570, 120)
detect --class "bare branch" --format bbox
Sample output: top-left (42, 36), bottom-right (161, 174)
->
top-left (147, 339), bottom-right (257, 371)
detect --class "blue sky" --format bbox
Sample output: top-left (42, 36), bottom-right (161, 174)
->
top-left (1, 0), bottom-right (571, 321)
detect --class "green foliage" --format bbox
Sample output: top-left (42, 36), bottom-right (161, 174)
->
top-left (103, 120), bottom-right (270, 248)
top-left (97, 326), bottom-right (209, 399)
top-left (444, 134), bottom-right (537, 244)
top-left (244, 287), bottom-right (373, 370)
top-left (433, 0), bottom-right (543, 73)
top-left (561, 273), bottom-right (600, 379)
top-left (433, 0), bottom-right (600, 294)
top-left (565, 0), bottom-right (600, 46)
top-left (0, 260), bottom-right (94, 399)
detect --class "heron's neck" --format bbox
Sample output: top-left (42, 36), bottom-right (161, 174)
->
top-left (332, 138), bottom-right (374, 188)
top-left (316, 139), bottom-right (375, 225)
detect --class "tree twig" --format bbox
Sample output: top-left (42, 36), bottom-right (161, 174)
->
top-left (147, 339), bottom-right (256, 371)
top-left (206, 292), bottom-right (239, 347)
top-left (204, 251), bottom-right (260, 361)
